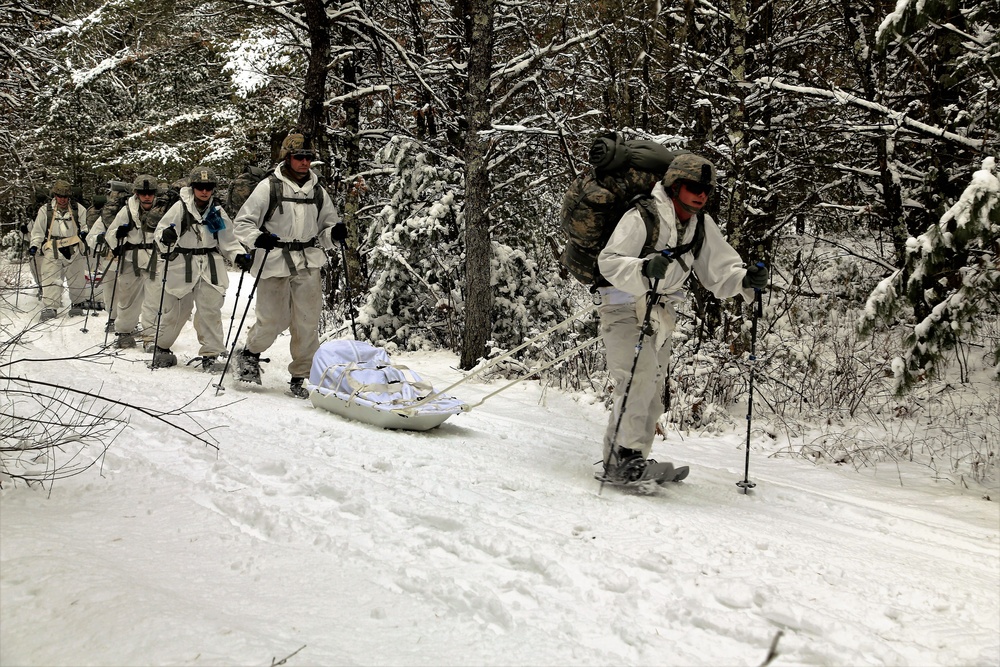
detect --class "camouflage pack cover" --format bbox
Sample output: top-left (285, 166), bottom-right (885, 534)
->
top-left (146, 177), bottom-right (188, 232)
top-left (560, 137), bottom-right (682, 286)
top-left (225, 165), bottom-right (268, 218)
top-left (101, 187), bottom-right (131, 225)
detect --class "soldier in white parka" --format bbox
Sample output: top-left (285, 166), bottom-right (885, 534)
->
top-left (28, 179), bottom-right (90, 321)
top-left (151, 166), bottom-right (248, 371)
top-left (596, 153), bottom-right (769, 483)
top-left (231, 133), bottom-right (347, 398)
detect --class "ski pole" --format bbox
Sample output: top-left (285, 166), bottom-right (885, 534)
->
top-left (215, 248), bottom-right (271, 395)
top-left (601, 278), bottom-right (661, 492)
top-left (81, 247), bottom-right (100, 333)
top-left (339, 238), bottom-right (359, 339)
top-left (14, 236), bottom-right (24, 308)
top-left (737, 264), bottom-right (765, 494)
top-left (224, 267), bottom-right (246, 349)
top-left (150, 226), bottom-right (176, 370)
top-left (103, 250), bottom-right (126, 347)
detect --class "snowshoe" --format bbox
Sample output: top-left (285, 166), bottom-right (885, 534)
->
top-left (659, 465), bottom-right (690, 484)
top-left (595, 448), bottom-right (685, 488)
top-left (68, 302), bottom-right (86, 316)
top-left (39, 308), bottom-right (57, 322)
top-left (235, 349), bottom-right (263, 384)
top-left (115, 332), bottom-right (136, 349)
top-left (150, 347), bottom-right (177, 369)
top-left (142, 340), bottom-right (156, 353)
top-left (599, 447), bottom-right (649, 485)
top-left (289, 377), bottom-right (309, 399)
top-left (105, 318), bottom-right (116, 333)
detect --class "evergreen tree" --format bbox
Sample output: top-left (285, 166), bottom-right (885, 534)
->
top-left (860, 157), bottom-right (1000, 392)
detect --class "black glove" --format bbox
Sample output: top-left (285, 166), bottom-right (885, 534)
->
top-left (112, 244), bottom-right (125, 258)
top-left (95, 232), bottom-right (106, 247)
top-left (160, 226), bottom-right (178, 246)
top-left (28, 245), bottom-right (37, 256)
top-left (742, 264), bottom-right (769, 289)
top-left (19, 223), bottom-right (29, 234)
top-left (330, 224), bottom-right (348, 242)
top-left (254, 232), bottom-right (279, 250)
top-left (642, 254), bottom-right (672, 281)
top-left (80, 229), bottom-right (87, 241)
top-left (234, 253), bottom-right (253, 271)
top-left (115, 224), bottom-right (131, 240)
top-left (59, 246), bottom-right (73, 260)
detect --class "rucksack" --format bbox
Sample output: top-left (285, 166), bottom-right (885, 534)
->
top-left (225, 165), bottom-right (267, 218)
top-left (101, 181), bottom-right (132, 225)
top-left (559, 134), bottom-right (703, 287)
top-left (226, 165), bottom-right (324, 230)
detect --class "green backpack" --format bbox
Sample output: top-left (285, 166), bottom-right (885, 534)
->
top-left (559, 133), bottom-right (703, 288)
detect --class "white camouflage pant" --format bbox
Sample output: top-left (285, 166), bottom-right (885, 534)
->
top-left (37, 247), bottom-right (87, 310)
top-left (244, 268), bottom-right (323, 378)
top-left (599, 299), bottom-right (674, 462)
top-left (154, 281), bottom-right (225, 357)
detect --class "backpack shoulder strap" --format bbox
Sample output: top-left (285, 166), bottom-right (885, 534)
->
top-left (633, 200), bottom-right (706, 271)
top-left (313, 186), bottom-right (324, 213)
top-left (632, 195), bottom-right (659, 255)
top-left (262, 174), bottom-right (282, 230)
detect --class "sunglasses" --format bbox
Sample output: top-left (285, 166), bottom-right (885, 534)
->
top-left (290, 152), bottom-right (315, 161)
top-left (680, 181), bottom-right (712, 196)
top-left (192, 183), bottom-right (216, 191)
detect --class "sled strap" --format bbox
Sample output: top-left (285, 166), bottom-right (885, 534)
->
top-left (462, 335), bottom-right (603, 410)
top-left (394, 304), bottom-right (598, 413)
top-left (343, 365), bottom-right (435, 405)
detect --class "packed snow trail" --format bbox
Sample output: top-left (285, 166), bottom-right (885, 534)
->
top-left (2, 296), bottom-right (999, 666)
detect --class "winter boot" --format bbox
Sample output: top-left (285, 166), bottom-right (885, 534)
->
top-left (289, 377), bottom-right (309, 399)
top-left (236, 349), bottom-right (263, 384)
top-left (115, 332), bottom-right (136, 349)
top-left (151, 347), bottom-right (177, 369)
top-left (105, 318), bottom-right (116, 333)
top-left (68, 302), bottom-right (86, 316)
top-left (142, 340), bottom-right (156, 353)
top-left (606, 447), bottom-right (647, 484)
top-left (39, 308), bottom-right (57, 322)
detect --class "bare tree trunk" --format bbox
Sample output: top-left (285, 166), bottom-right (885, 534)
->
top-left (459, 0), bottom-right (495, 370)
top-left (296, 0), bottom-right (330, 147)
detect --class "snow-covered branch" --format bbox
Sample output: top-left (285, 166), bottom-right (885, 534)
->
top-left (755, 77), bottom-right (987, 151)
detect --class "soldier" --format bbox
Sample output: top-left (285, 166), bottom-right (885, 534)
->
top-left (83, 191), bottom-right (108, 312)
top-left (106, 175), bottom-right (162, 349)
top-left (232, 133), bottom-right (347, 397)
top-left (28, 179), bottom-right (90, 321)
top-left (595, 153), bottom-right (768, 484)
top-left (150, 166), bottom-right (248, 370)
top-left (90, 180), bottom-right (133, 332)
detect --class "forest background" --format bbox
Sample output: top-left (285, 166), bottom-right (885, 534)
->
top-left (1, 0), bottom-right (997, 483)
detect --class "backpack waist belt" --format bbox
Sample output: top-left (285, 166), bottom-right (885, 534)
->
top-left (42, 235), bottom-right (82, 256)
top-left (121, 242), bottom-right (156, 279)
top-left (274, 237), bottom-right (318, 275)
top-left (274, 238), bottom-right (317, 251)
top-left (169, 247), bottom-right (221, 284)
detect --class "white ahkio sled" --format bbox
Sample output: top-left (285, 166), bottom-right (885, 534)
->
top-left (306, 340), bottom-right (467, 431)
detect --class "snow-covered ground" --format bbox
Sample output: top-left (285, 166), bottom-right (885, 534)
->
top-left (2, 271), bottom-right (999, 667)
